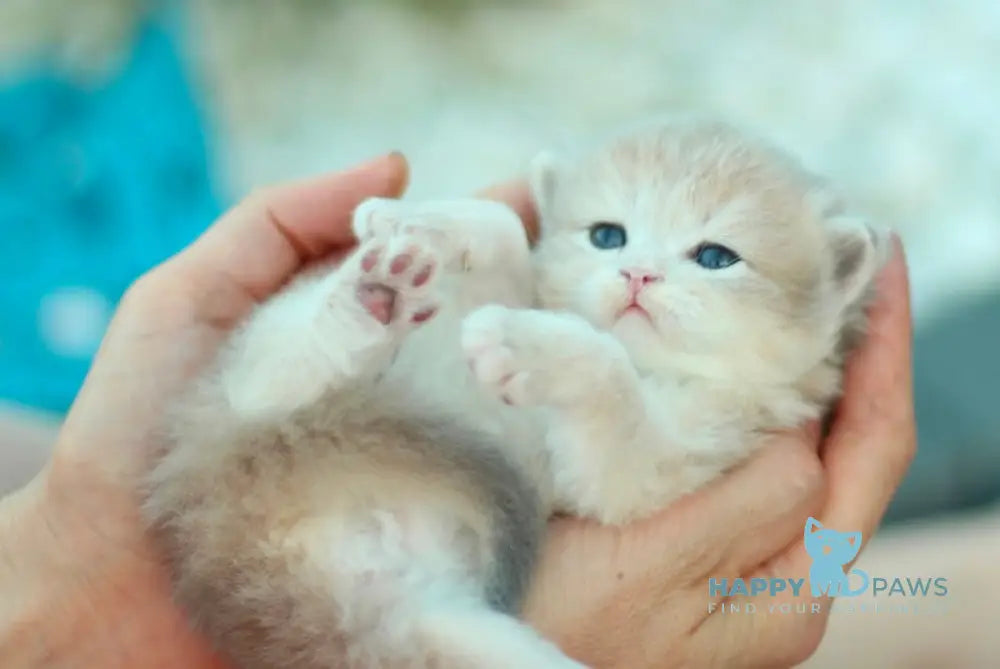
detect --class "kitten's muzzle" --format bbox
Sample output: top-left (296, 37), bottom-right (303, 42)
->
top-left (620, 268), bottom-right (663, 300)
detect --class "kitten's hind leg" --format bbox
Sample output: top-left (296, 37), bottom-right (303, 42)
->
top-left (416, 605), bottom-right (588, 669)
top-left (220, 229), bottom-right (445, 421)
top-left (270, 510), bottom-right (586, 669)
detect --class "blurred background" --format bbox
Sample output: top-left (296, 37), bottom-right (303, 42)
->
top-left (1, 0), bottom-right (997, 666)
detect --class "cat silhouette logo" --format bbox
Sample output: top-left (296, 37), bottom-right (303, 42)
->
top-left (803, 517), bottom-right (870, 597)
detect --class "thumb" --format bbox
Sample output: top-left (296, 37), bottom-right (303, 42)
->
top-left (175, 152), bottom-right (410, 303)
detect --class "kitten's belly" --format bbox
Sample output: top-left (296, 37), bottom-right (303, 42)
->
top-left (377, 274), bottom-right (553, 502)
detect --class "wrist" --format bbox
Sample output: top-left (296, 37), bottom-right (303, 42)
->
top-left (1, 465), bottom-right (225, 667)
top-left (1, 474), bottom-right (64, 633)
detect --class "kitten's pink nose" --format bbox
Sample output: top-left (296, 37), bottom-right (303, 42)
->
top-left (620, 268), bottom-right (663, 293)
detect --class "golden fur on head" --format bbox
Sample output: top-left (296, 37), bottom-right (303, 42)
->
top-left (531, 117), bottom-right (887, 417)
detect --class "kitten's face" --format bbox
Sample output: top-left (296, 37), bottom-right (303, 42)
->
top-left (531, 119), bottom-right (882, 382)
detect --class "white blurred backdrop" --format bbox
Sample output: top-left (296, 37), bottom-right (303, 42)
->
top-left (183, 0), bottom-right (1000, 327)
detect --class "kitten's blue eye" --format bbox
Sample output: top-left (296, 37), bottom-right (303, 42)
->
top-left (589, 222), bottom-right (627, 249)
top-left (693, 243), bottom-right (741, 269)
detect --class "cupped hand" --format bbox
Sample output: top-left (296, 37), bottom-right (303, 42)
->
top-left (517, 230), bottom-right (915, 667)
top-left (1, 154), bottom-right (915, 669)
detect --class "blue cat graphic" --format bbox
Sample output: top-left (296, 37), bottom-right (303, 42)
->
top-left (803, 517), bottom-right (870, 597)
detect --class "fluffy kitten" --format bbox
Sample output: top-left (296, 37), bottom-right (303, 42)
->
top-left (143, 118), bottom-right (885, 669)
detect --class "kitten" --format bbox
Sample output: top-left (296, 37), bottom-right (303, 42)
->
top-left (143, 117), bottom-right (885, 669)
top-left (514, 117), bottom-right (886, 522)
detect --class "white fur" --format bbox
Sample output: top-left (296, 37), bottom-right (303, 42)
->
top-left (147, 118), bottom-right (883, 668)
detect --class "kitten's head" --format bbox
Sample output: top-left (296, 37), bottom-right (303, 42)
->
top-left (531, 118), bottom-right (886, 406)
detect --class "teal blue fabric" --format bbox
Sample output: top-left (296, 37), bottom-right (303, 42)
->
top-left (0, 16), bottom-right (220, 412)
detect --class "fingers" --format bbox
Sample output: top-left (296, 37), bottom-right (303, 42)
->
top-left (697, 238), bottom-right (915, 668)
top-left (712, 426), bottom-right (826, 576)
top-left (174, 152), bottom-right (409, 302)
top-left (477, 179), bottom-right (538, 243)
top-left (614, 428), bottom-right (823, 667)
top-left (818, 235), bottom-right (915, 539)
top-left (700, 584), bottom-right (829, 669)
top-left (620, 424), bottom-right (823, 589)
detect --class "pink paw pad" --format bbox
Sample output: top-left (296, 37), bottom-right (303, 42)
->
top-left (356, 283), bottom-right (396, 325)
top-left (389, 252), bottom-right (413, 275)
top-left (412, 264), bottom-right (434, 287)
top-left (361, 248), bottom-right (381, 272)
top-left (411, 307), bottom-right (437, 324)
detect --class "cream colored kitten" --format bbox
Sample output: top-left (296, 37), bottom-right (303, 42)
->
top-left (143, 118), bottom-right (885, 669)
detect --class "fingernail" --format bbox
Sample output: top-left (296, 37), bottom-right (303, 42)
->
top-left (384, 151), bottom-right (410, 196)
top-left (885, 230), bottom-right (909, 275)
top-left (358, 150), bottom-right (404, 168)
top-left (890, 229), bottom-right (904, 253)
top-left (353, 151), bottom-right (409, 196)
top-left (870, 228), bottom-right (903, 273)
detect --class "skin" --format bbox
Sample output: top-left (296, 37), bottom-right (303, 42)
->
top-left (0, 152), bottom-right (915, 668)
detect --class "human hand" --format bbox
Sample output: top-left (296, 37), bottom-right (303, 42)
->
top-left (0, 160), bottom-right (914, 669)
top-left (1, 154), bottom-right (410, 667)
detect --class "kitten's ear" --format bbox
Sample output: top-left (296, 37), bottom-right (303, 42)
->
top-left (805, 517), bottom-right (822, 536)
top-left (529, 151), bottom-right (560, 220)
top-left (827, 216), bottom-right (889, 310)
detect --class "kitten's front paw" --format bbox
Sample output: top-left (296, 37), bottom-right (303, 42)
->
top-left (349, 239), bottom-right (439, 328)
top-left (461, 305), bottom-right (523, 405)
top-left (353, 197), bottom-right (528, 273)
top-left (461, 306), bottom-right (630, 408)
top-left (353, 198), bottom-right (453, 255)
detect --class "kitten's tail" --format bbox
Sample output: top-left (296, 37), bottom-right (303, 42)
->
top-left (845, 568), bottom-right (870, 597)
